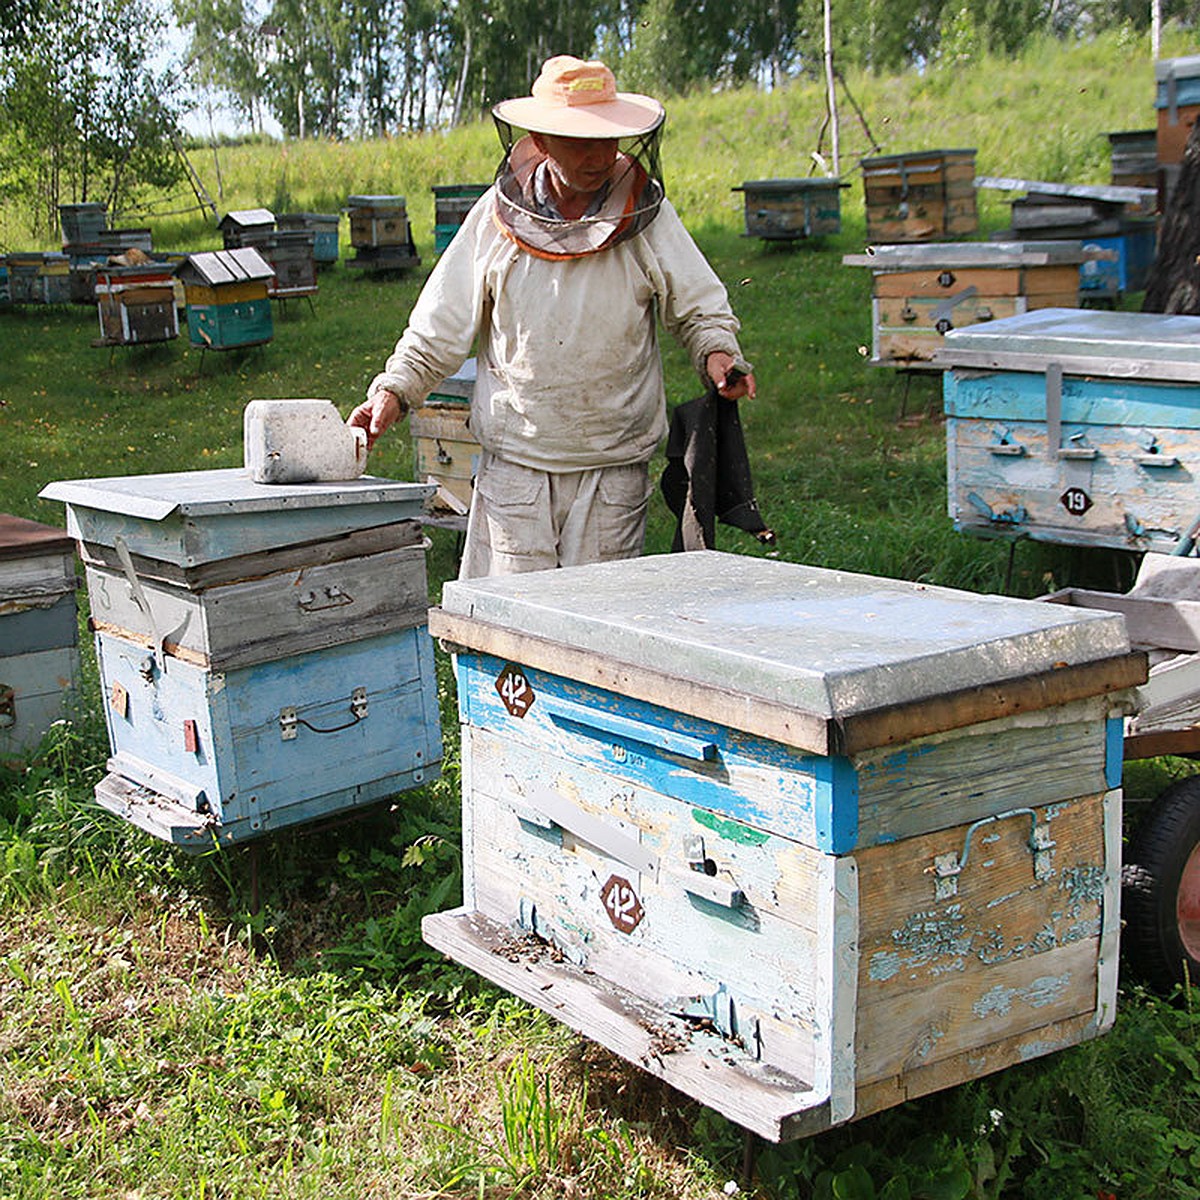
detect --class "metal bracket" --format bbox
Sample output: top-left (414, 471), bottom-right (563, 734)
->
top-left (0, 685), bottom-right (14, 729)
top-left (279, 707), bottom-right (298, 740)
top-left (932, 807), bottom-right (1056, 900)
top-left (966, 491), bottom-right (1027, 526)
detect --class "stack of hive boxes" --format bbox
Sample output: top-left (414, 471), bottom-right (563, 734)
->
top-left (40, 469), bottom-right (442, 848)
top-left (861, 149), bottom-right (978, 243)
top-left (409, 359), bottom-right (479, 516)
top-left (0, 514), bottom-right (80, 765)
top-left (346, 195), bottom-right (421, 272)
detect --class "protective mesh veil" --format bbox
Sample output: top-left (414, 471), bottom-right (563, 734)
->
top-left (491, 115), bottom-right (665, 259)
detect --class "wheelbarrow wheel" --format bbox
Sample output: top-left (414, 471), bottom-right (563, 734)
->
top-left (1122, 775), bottom-right (1200, 993)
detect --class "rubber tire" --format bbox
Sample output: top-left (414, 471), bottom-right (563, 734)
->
top-left (1122, 775), bottom-right (1200, 993)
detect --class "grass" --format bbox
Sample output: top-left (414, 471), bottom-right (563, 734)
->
top-left (2, 24), bottom-right (1200, 1199)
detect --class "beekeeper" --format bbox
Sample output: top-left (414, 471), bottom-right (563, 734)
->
top-left (349, 54), bottom-right (755, 578)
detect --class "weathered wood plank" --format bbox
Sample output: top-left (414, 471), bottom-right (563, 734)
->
top-left (849, 1009), bottom-right (1099, 1125)
top-left (422, 907), bottom-right (823, 1143)
top-left (78, 520), bottom-right (422, 589)
top-left (854, 793), bottom-right (1108, 1083)
top-left (84, 542), bottom-right (428, 672)
top-left (854, 698), bottom-right (1112, 844)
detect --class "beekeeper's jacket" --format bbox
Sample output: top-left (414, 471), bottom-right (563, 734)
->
top-left (368, 190), bottom-right (745, 473)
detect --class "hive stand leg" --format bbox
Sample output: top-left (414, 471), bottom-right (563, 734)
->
top-left (898, 371), bottom-right (913, 420)
top-left (248, 842), bottom-right (261, 917)
top-left (741, 1129), bottom-right (760, 1189)
top-left (1004, 538), bottom-right (1019, 595)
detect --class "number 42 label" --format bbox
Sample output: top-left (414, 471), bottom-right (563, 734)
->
top-left (495, 663), bottom-right (535, 718)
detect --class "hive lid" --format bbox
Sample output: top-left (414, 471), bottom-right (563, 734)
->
top-left (935, 307), bottom-right (1200, 381)
top-left (0, 513), bottom-right (73, 558)
top-left (40, 470), bottom-right (434, 566)
top-left (180, 248), bottom-right (274, 286)
top-left (347, 194), bottom-right (406, 206)
top-left (433, 550), bottom-right (1141, 754)
top-left (842, 240), bottom-right (1089, 269)
top-left (734, 178), bottom-right (847, 192)
top-left (40, 468), bottom-right (430, 521)
top-left (1156, 54), bottom-right (1200, 81)
top-left (861, 148), bottom-right (976, 169)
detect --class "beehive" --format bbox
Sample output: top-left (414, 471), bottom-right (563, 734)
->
top-left (733, 178), bottom-right (847, 241)
top-left (0, 514), bottom-right (80, 765)
top-left (179, 249), bottom-right (274, 351)
top-left (346, 195), bottom-right (420, 272)
top-left (861, 149), bottom-right (977, 242)
top-left (937, 307), bottom-right (1200, 551)
top-left (40, 469), bottom-right (441, 848)
top-left (842, 242), bottom-right (1086, 368)
top-left (93, 260), bottom-right (180, 346)
top-left (409, 359), bottom-right (479, 512)
top-left (1107, 130), bottom-right (1158, 190)
top-left (424, 551), bottom-right (1141, 1141)
top-left (59, 202), bottom-right (108, 245)
top-left (277, 213), bottom-right (341, 266)
top-left (257, 231), bottom-right (318, 299)
top-left (1155, 54), bottom-right (1200, 165)
top-left (433, 185), bottom-right (490, 253)
top-left (7, 252), bottom-right (72, 304)
top-left (219, 209), bottom-right (276, 249)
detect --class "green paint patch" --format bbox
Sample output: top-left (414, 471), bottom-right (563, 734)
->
top-left (691, 808), bottom-right (769, 845)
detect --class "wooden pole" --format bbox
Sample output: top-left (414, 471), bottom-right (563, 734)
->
top-left (824, 0), bottom-right (839, 175)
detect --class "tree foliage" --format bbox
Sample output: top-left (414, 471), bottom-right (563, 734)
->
top-left (0, 0), bottom-right (186, 238)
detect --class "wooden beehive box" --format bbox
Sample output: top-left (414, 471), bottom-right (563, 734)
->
top-left (936, 307), bottom-right (1200, 551)
top-left (410, 358), bottom-right (479, 512)
top-left (219, 208), bottom-right (276, 249)
top-left (179, 249), bottom-right (274, 351)
top-left (1108, 130), bottom-right (1158, 190)
top-left (277, 213), bottom-right (341, 266)
top-left (861, 149), bottom-right (978, 242)
top-left (7, 252), bottom-right (72, 304)
top-left (733, 178), bottom-right (847, 241)
top-left (257, 230), bottom-right (318, 299)
top-left (0, 514), bottom-right (80, 765)
top-left (347, 195), bottom-right (421, 271)
top-left (1155, 54), bottom-right (1200, 165)
top-left (433, 185), bottom-right (489, 254)
top-left (39, 469), bottom-right (441, 849)
top-left (423, 551), bottom-right (1142, 1141)
top-left (93, 259), bottom-right (180, 346)
top-left (842, 241), bottom-right (1086, 369)
top-left (59, 202), bottom-right (108, 245)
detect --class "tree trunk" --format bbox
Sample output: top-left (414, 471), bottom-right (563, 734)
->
top-left (1144, 119), bottom-right (1200, 313)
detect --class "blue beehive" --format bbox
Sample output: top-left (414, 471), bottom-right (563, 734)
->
top-left (1079, 223), bottom-right (1157, 298)
top-left (937, 308), bottom-right (1200, 551)
top-left (424, 551), bottom-right (1143, 1141)
top-left (40, 469), bottom-right (441, 848)
top-left (277, 213), bottom-right (340, 266)
top-left (0, 514), bottom-right (80, 765)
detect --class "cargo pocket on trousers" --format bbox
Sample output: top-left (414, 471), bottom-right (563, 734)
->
top-left (596, 463), bottom-right (653, 558)
top-left (473, 457), bottom-right (550, 560)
